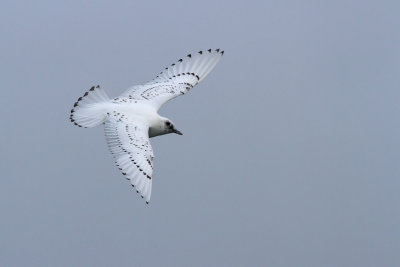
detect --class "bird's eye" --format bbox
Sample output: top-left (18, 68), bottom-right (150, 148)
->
top-left (166, 121), bottom-right (171, 127)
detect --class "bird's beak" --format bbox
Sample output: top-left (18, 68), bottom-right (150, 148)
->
top-left (173, 129), bottom-right (183, 135)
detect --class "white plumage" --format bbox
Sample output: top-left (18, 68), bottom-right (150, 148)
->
top-left (70, 49), bottom-right (224, 204)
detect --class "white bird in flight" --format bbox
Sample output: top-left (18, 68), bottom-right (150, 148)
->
top-left (70, 48), bottom-right (224, 204)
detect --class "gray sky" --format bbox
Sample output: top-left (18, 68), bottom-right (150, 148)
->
top-left (1, 1), bottom-right (399, 266)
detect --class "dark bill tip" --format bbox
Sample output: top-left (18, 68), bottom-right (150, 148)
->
top-left (173, 129), bottom-right (183, 135)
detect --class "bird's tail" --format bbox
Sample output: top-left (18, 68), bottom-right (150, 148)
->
top-left (69, 85), bottom-right (110, 128)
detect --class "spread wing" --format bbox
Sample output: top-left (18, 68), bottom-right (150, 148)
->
top-left (104, 117), bottom-right (154, 204)
top-left (120, 48), bottom-right (224, 110)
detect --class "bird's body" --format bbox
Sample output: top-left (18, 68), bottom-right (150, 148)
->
top-left (70, 49), bottom-right (224, 203)
top-left (100, 99), bottom-right (170, 137)
top-left (108, 100), bottom-right (161, 133)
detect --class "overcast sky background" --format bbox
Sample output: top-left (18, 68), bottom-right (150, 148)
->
top-left (1, 1), bottom-right (399, 266)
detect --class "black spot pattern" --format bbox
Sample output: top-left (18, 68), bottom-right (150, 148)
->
top-left (168, 72), bottom-right (199, 81)
top-left (121, 48), bottom-right (224, 108)
top-left (140, 84), bottom-right (176, 100)
top-left (154, 48), bottom-right (223, 82)
top-left (69, 85), bottom-right (101, 128)
top-left (104, 118), bottom-right (154, 203)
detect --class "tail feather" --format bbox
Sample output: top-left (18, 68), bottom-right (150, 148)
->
top-left (69, 85), bottom-right (110, 128)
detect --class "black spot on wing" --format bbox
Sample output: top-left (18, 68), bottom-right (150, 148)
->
top-left (105, 120), bottom-right (153, 204)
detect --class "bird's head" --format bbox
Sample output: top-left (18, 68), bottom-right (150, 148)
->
top-left (163, 119), bottom-right (183, 135)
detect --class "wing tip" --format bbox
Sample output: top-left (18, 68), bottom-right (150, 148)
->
top-left (152, 48), bottom-right (224, 82)
top-left (131, 183), bottom-right (151, 204)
